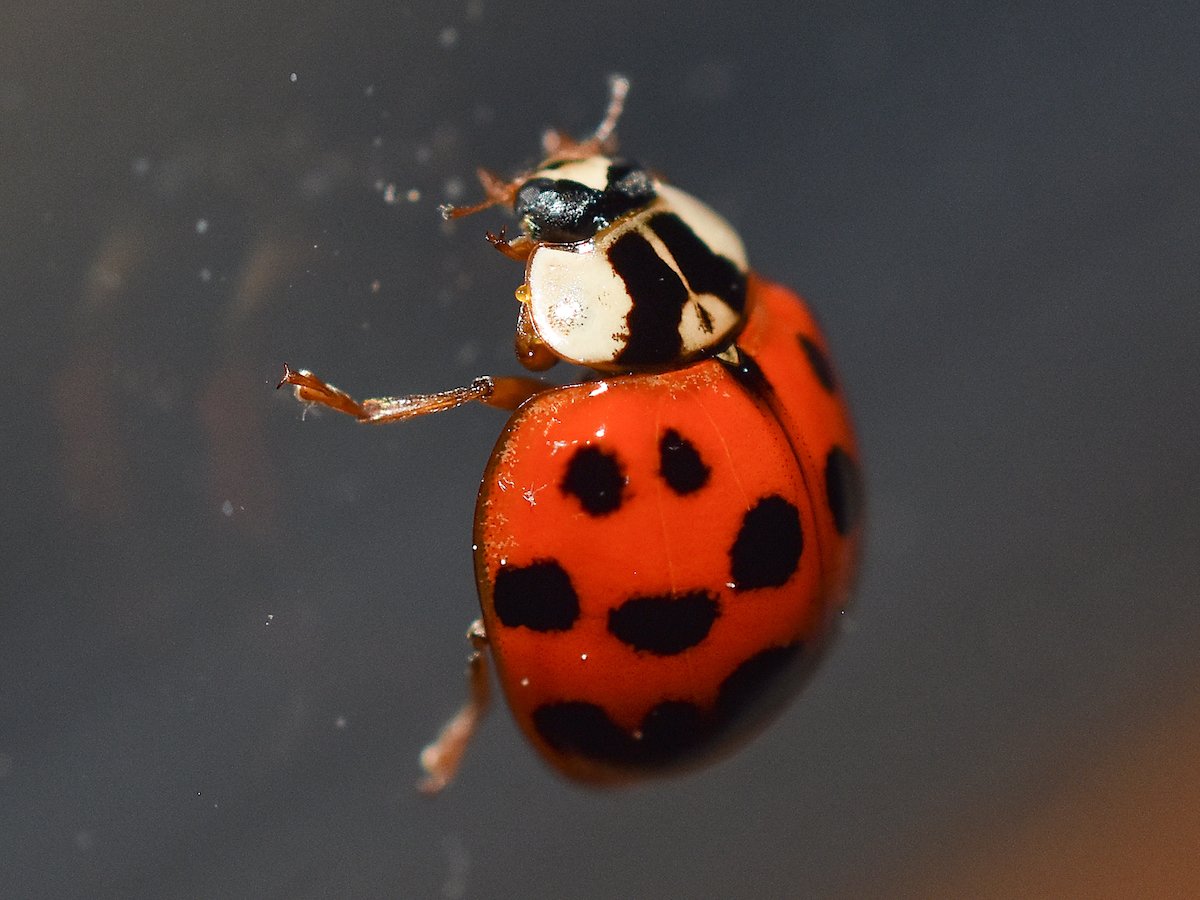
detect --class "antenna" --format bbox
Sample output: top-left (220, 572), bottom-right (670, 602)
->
top-left (541, 74), bottom-right (630, 158)
top-left (444, 76), bottom-right (634, 221)
top-left (590, 73), bottom-right (630, 147)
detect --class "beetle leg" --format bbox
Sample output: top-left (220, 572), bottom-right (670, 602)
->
top-left (277, 366), bottom-right (548, 423)
top-left (418, 619), bottom-right (490, 795)
top-left (485, 227), bottom-right (534, 263)
top-left (440, 167), bottom-right (524, 221)
top-left (515, 302), bottom-right (558, 372)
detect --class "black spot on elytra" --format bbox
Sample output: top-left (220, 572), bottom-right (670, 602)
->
top-left (531, 644), bottom-right (808, 771)
top-left (825, 446), bottom-right (863, 535)
top-left (561, 445), bottom-right (626, 516)
top-left (533, 702), bottom-right (630, 761)
top-left (492, 560), bottom-right (579, 632)
top-left (717, 643), bottom-right (803, 720)
top-left (798, 334), bottom-right (837, 393)
top-left (730, 494), bottom-right (803, 591)
top-left (638, 701), bottom-right (707, 760)
top-left (659, 428), bottom-right (710, 495)
top-left (532, 699), bottom-right (710, 768)
top-left (720, 347), bottom-right (772, 398)
top-left (607, 590), bottom-right (720, 655)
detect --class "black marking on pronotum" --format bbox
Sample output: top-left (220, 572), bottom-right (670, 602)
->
top-left (659, 428), bottom-right (711, 495)
top-left (799, 334), bottom-right (837, 393)
top-left (648, 212), bottom-right (747, 312)
top-left (604, 160), bottom-right (656, 208)
top-left (825, 445), bottom-right (863, 535)
top-left (492, 560), bottom-right (580, 632)
top-left (607, 590), bottom-right (720, 655)
top-left (730, 494), bottom-right (803, 591)
top-left (561, 445), bottom-right (626, 516)
top-left (610, 232), bottom-right (690, 365)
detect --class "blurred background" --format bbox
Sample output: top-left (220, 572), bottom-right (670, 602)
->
top-left (4, 1), bottom-right (1199, 896)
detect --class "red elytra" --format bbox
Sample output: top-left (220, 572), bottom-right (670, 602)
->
top-left (473, 275), bottom-right (860, 784)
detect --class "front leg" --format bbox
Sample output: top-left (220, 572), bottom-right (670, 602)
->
top-left (277, 365), bottom-right (548, 423)
top-left (485, 227), bottom-right (534, 263)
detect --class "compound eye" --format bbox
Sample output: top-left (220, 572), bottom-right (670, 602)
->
top-left (514, 178), bottom-right (603, 244)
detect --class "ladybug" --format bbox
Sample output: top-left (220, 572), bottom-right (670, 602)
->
top-left (280, 77), bottom-right (862, 792)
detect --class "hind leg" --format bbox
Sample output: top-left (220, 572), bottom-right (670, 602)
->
top-left (418, 619), bottom-right (491, 795)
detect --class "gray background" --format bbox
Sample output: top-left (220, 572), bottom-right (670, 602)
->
top-left (5, 1), bottom-right (1200, 897)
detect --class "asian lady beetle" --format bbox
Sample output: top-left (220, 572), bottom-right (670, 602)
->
top-left (280, 77), bottom-right (862, 792)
